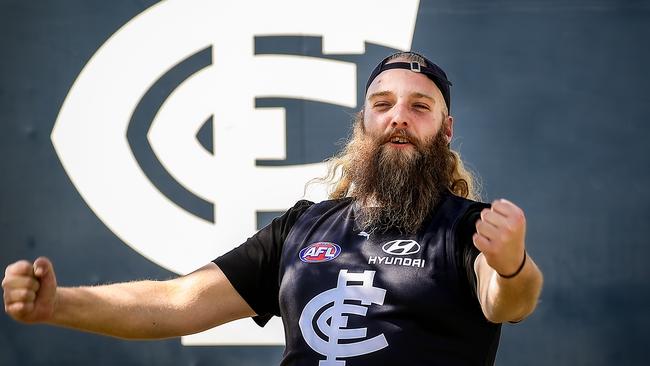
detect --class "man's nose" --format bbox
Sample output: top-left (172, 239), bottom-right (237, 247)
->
top-left (390, 104), bottom-right (410, 128)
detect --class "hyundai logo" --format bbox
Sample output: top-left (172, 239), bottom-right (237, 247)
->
top-left (381, 240), bottom-right (421, 256)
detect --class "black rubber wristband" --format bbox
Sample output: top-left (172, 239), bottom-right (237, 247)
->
top-left (497, 250), bottom-right (527, 279)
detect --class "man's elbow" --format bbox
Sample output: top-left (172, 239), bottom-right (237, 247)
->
top-left (483, 298), bottom-right (539, 324)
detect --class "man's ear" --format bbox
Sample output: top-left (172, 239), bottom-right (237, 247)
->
top-left (445, 115), bottom-right (454, 143)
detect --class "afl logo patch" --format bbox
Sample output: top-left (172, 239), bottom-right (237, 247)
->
top-left (299, 242), bottom-right (342, 263)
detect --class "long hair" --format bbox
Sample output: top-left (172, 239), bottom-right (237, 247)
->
top-left (322, 111), bottom-right (481, 201)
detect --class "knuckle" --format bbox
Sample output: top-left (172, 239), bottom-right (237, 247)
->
top-left (503, 224), bottom-right (515, 235)
top-left (1, 276), bottom-right (15, 290)
top-left (16, 289), bottom-right (35, 302)
top-left (7, 261), bottom-right (31, 276)
top-left (510, 217), bottom-right (524, 231)
top-left (15, 301), bottom-right (33, 316)
top-left (13, 303), bottom-right (28, 318)
top-left (477, 235), bottom-right (490, 246)
top-left (473, 239), bottom-right (485, 251)
top-left (16, 260), bottom-right (31, 270)
top-left (7, 302), bottom-right (23, 316)
top-left (7, 289), bottom-right (28, 303)
top-left (5, 290), bottom-right (16, 303)
top-left (517, 212), bottom-right (526, 225)
top-left (514, 204), bottom-right (524, 215)
top-left (8, 290), bottom-right (20, 303)
top-left (2, 276), bottom-right (23, 290)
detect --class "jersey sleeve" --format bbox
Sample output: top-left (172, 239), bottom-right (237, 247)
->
top-left (212, 199), bottom-right (314, 327)
top-left (455, 204), bottom-right (488, 300)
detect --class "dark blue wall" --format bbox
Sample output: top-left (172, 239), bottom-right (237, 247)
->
top-left (1, 1), bottom-right (649, 365)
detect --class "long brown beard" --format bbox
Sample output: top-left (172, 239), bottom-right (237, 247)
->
top-left (347, 126), bottom-right (454, 234)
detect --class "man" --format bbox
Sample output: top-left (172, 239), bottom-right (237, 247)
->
top-left (2, 51), bottom-right (542, 365)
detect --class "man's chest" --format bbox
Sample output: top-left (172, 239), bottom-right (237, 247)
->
top-left (277, 215), bottom-right (461, 324)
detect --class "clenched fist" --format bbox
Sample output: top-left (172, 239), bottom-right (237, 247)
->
top-left (473, 199), bottom-right (527, 277)
top-left (2, 257), bottom-right (58, 323)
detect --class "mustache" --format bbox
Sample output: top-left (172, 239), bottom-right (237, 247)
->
top-left (378, 128), bottom-right (423, 147)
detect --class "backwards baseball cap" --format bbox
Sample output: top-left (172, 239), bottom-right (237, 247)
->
top-left (365, 51), bottom-right (452, 111)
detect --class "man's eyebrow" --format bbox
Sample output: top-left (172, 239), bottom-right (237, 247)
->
top-left (411, 92), bottom-right (435, 103)
top-left (367, 90), bottom-right (393, 100)
top-left (367, 91), bottom-right (435, 103)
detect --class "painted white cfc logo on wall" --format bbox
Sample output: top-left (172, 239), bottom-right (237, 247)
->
top-left (51, 0), bottom-right (419, 345)
top-left (299, 270), bottom-right (388, 366)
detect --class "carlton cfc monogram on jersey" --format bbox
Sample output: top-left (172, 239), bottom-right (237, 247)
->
top-left (299, 269), bottom-right (388, 366)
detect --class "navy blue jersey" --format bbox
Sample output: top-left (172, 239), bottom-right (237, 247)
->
top-left (215, 193), bottom-right (501, 366)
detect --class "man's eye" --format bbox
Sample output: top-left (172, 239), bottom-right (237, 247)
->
top-left (374, 102), bottom-right (390, 108)
top-left (414, 104), bottom-right (430, 110)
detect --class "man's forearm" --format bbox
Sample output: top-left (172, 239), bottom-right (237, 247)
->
top-left (49, 280), bottom-right (187, 339)
top-left (475, 253), bottom-right (543, 323)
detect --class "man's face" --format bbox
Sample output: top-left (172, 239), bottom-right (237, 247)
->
top-left (362, 65), bottom-right (453, 155)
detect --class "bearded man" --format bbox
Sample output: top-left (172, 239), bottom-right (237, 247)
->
top-left (2, 52), bottom-right (543, 366)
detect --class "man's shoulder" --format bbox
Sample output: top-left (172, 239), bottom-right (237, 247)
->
top-left (286, 197), bottom-right (354, 218)
top-left (433, 193), bottom-right (490, 233)
top-left (440, 192), bottom-right (488, 211)
top-left (299, 197), bottom-right (354, 214)
top-left (312, 196), bottom-right (355, 206)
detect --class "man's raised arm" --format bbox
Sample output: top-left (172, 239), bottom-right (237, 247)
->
top-left (2, 257), bottom-right (254, 339)
top-left (472, 199), bottom-right (544, 323)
